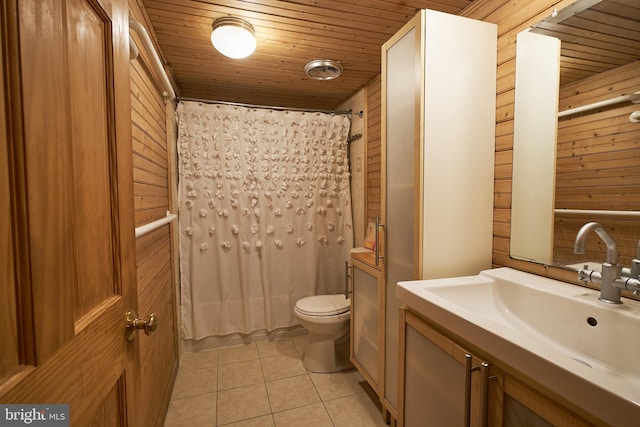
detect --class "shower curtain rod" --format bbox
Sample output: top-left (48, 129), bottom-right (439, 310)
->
top-left (177, 96), bottom-right (353, 116)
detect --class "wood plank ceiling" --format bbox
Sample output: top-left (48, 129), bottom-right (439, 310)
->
top-left (141, 0), bottom-right (640, 110)
top-left (529, 0), bottom-right (640, 87)
top-left (141, 0), bottom-right (475, 110)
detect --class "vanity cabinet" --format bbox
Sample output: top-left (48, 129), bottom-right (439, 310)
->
top-left (399, 307), bottom-right (596, 427)
top-left (349, 251), bottom-right (385, 400)
top-left (398, 307), bottom-right (490, 427)
top-left (492, 372), bottom-right (594, 427)
top-left (381, 9), bottom-right (497, 419)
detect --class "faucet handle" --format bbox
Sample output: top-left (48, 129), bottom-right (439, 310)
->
top-left (577, 265), bottom-right (591, 284)
top-left (631, 242), bottom-right (640, 279)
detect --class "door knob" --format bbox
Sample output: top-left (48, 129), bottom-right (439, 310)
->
top-left (125, 310), bottom-right (158, 341)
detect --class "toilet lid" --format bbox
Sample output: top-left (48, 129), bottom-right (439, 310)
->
top-left (296, 294), bottom-right (350, 316)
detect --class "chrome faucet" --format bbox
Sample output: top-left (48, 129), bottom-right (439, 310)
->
top-left (574, 222), bottom-right (640, 304)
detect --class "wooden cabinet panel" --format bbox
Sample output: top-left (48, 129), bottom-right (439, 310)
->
top-left (399, 308), bottom-right (490, 427)
top-left (404, 324), bottom-right (468, 425)
top-left (401, 309), bottom-right (598, 427)
top-left (502, 375), bottom-right (594, 427)
top-left (350, 253), bottom-right (384, 397)
top-left (352, 266), bottom-right (379, 382)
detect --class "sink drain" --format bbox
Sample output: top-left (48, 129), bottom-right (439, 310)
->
top-left (586, 317), bottom-right (598, 327)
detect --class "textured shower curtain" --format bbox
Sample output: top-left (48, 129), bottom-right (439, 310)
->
top-left (177, 101), bottom-right (354, 339)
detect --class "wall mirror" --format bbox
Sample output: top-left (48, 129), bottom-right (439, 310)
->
top-left (510, 0), bottom-right (640, 270)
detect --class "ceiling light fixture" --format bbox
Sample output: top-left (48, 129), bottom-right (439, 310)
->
top-left (211, 17), bottom-right (256, 59)
top-left (304, 59), bottom-right (343, 80)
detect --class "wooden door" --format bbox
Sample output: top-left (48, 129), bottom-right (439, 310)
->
top-left (0, 0), bottom-right (139, 425)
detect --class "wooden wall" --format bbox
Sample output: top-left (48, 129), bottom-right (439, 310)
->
top-left (553, 61), bottom-right (640, 266)
top-left (129, 1), bottom-right (178, 425)
top-left (366, 74), bottom-right (382, 225)
top-left (337, 89), bottom-right (366, 245)
top-left (339, 73), bottom-right (382, 246)
top-left (460, 0), bottom-right (593, 284)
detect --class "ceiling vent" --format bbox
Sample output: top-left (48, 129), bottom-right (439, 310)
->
top-left (304, 59), bottom-right (343, 80)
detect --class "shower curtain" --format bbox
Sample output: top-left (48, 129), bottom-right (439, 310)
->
top-left (177, 101), bottom-right (354, 339)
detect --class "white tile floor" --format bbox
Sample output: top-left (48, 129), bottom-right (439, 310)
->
top-left (164, 336), bottom-right (388, 426)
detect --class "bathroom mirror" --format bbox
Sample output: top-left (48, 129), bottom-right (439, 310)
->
top-left (510, 0), bottom-right (640, 268)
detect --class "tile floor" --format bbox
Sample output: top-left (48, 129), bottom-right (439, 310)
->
top-left (164, 335), bottom-right (388, 426)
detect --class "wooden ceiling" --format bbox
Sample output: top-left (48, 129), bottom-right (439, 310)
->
top-left (140, 0), bottom-right (639, 110)
top-left (141, 0), bottom-right (474, 110)
top-left (529, 0), bottom-right (640, 87)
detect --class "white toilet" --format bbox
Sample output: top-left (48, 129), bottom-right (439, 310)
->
top-left (294, 294), bottom-right (353, 373)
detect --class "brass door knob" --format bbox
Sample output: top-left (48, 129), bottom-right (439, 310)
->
top-left (125, 310), bottom-right (158, 341)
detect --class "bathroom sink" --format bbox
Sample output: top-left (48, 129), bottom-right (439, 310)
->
top-left (397, 267), bottom-right (640, 426)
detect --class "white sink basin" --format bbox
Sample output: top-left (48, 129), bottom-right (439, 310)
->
top-left (397, 267), bottom-right (640, 426)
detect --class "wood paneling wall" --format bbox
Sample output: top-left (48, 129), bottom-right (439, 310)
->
top-left (366, 74), bottom-right (382, 224)
top-left (460, 0), bottom-right (589, 284)
top-left (338, 74), bottom-right (381, 246)
top-left (338, 89), bottom-right (366, 245)
top-left (553, 61), bottom-right (640, 266)
top-left (129, 1), bottom-right (178, 425)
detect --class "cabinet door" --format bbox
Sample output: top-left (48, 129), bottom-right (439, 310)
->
top-left (399, 308), bottom-right (489, 427)
top-left (351, 262), bottom-right (380, 389)
top-left (381, 9), bottom-right (496, 415)
top-left (489, 372), bottom-right (594, 427)
top-left (381, 12), bottom-right (421, 412)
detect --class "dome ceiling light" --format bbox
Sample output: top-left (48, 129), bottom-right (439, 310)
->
top-left (211, 17), bottom-right (256, 59)
top-left (304, 59), bottom-right (343, 80)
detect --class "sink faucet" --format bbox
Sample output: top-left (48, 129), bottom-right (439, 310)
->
top-left (574, 222), bottom-right (618, 264)
top-left (574, 222), bottom-right (640, 304)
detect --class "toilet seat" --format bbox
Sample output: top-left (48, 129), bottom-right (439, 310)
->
top-left (295, 294), bottom-right (350, 316)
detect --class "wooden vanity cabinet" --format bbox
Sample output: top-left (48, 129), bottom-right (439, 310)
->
top-left (399, 306), bottom-right (597, 427)
top-left (398, 307), bottom-right (490, 427)
top-left (349, 251), bottom-right (385, 399)
top-left (489, 370), bottom-right (595, 427)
